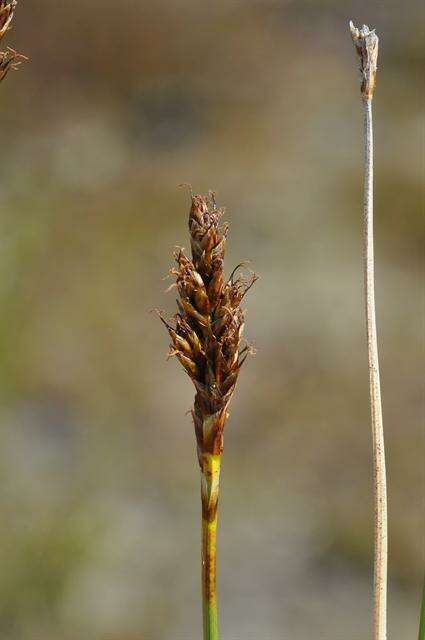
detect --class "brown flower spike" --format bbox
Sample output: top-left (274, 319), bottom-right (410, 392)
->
top-left (0, 1), bottom-right (26, 83)
top-left (158, 191), bottom-right (256, 638)
top-left (160, 191), bottom-right (256, 466)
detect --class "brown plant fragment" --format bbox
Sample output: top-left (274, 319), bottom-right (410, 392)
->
top-left (0, 1), bottom-right (26, 83)
top-left (0, 46), bottom-right (26, 82)
top-left (0, 0), bottom-right (16, 40)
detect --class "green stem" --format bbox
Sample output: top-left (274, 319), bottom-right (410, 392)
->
top-left (202, 516), bottom-right (218, 638)
top-left (201, 453), bottom-right (221, 640)
top-left (419, 576), bottom-right (425, 640)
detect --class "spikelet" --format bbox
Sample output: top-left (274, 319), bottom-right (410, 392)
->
top-left (159, 191), bottom-right (256, 466)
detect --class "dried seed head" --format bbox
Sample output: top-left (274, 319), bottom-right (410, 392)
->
top-left (349, 21), bottom-right (379, 101)
top-left (159, 192), bottom-right (256, 463)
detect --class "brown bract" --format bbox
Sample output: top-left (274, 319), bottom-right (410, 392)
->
top-left (0, 46), bottom-right (26, 82)
top-left (350, 21), bottom-right (379, 101)
top-left (159, 192), bottom-right (256, 465)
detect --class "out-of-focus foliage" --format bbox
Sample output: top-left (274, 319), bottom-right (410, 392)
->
top-left (0, 1), bottom-right (423, 638)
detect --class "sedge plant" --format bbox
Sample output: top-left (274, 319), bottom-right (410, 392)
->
top-left (158, 190), bottom-right (256, 639)
top-left (349, 22), bottom-right (388, 640)
top-left (0, 1), bottom-right (27, 83)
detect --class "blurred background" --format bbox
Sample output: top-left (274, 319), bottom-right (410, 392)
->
top-left (0, 1), bottom-right (423, 638)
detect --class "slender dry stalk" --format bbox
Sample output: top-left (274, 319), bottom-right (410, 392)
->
top-left (158, 190), bottom-right (256, 640)
top-left (350, 21), bottom-right (388, 640)
top-left (0, 1), bottom-right (27, 83)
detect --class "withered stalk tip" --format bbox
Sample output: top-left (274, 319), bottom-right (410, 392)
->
top-left (349, 21), bottom-right (379, 101)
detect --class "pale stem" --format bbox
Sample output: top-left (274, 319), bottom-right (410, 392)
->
top-left (363, 96), bottom-right (388, 640)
